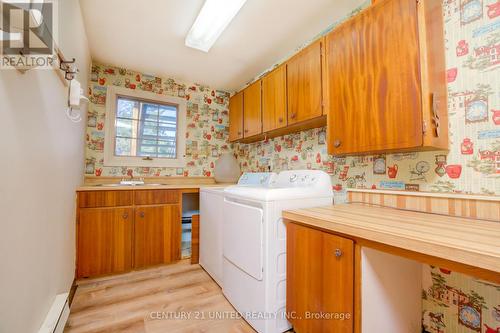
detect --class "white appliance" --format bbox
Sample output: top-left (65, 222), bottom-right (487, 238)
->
top-left (200, 187), bottom-right (226, 286)
top-left (222, 170), bottom-right (333, 333)
top-left (199, 173), bottom-right (277, 287)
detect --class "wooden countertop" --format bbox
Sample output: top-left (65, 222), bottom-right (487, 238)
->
top-left (283, 203), bottom-right (500, 279)
top-left (76, 183), bottom-right (232, 192)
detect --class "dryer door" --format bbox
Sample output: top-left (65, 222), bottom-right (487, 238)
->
top-left (223, 198), bottom-right (263, 281)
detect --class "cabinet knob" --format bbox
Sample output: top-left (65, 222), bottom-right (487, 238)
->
top-left (291, 113), bottom-right (296, 119)
top-left (244, 129), bottom-right (249, 133)
top-left (334, 249), bottom-right (343, 257)
top-left (278, 117), bottom-right (283, 123)
top-left (333, 139), bottom-right (341, 148)
top-left (122, 213), bottom-right (128, 219)
top-left (238, 131), bottom-right (242, 135)
top-left (139, 212), bottom-right (145, 218)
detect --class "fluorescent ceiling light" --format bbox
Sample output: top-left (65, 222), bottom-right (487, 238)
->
top-left (186, 0), bottom-right (248, 52)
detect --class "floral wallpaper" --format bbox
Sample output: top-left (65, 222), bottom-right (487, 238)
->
top-left (232, 1), bottom-right (500, 332)
top-left (84, 62), bottom-right (231, 178)
top-left (234, 0), bottom-right (500, 196)
top-left (422, 266), bottom-right (500, 333)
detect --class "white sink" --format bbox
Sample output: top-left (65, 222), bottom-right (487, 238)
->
top-left (119, 180), bottom-right (145, 186)
top-left (93, 183), bottom-right (163, 187)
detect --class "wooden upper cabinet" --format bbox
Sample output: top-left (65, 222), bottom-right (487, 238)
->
top-left (77, 207), bottom-right (133, 278)
top-left (262, 65), bottom-right (287, 132)
top-left (287, 222), bottom-right (354, 333)
top-left (326, 0), bottom-right (447, 155)
top-left (287, 39), bottom-right (323, 125)
top-left (229, 92), bottom-right (243, 142)
top-left (243, 80), bottom-right (262, 137)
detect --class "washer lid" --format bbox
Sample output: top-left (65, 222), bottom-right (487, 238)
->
top-left (224, 186), bottom-right (332, 201)
top-left (225, 170), bottom-right (333, 201)
top-left (200, 186), bottom-right (228, 194)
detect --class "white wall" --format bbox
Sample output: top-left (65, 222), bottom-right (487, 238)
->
top-left (361, 248), bottom-right (422, 333)
top-left (0, 1), bottom-right (90, 332)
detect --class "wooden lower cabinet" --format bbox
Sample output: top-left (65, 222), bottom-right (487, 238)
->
top-left (77, 207), bottom-right (133, 278)
top-left (287, 222), bottom-right (354, 333)
top-left (76, 190), bottom-right (182, 278)
top-left (134, 204), bottom-right (181, 268)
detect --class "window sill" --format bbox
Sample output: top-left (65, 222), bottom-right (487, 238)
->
top-left (104, 155), bottom-right (186, 168)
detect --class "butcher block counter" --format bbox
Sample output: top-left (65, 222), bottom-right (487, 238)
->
top-left (77, 176), bottom-right (233, 192)
top-left (76, 183), bottom-right (231, 192)
top-left (283, 203), bottom-right (500, 282)
top-left (284, 202), bottom-right (500, 333)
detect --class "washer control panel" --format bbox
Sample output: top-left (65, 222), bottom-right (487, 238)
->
top-left (277, 170), bottom-right (330, 188)
top-left (237, 172), bottom-right (278, 186)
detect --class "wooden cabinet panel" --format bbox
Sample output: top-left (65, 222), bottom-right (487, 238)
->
top-left (287, 40), bottom-right (323, 125)
top-left (321, 231), bottom-right (354, 333)
top-left (287, 222), bottom-right (324, 333)
top-left (243, 80), bottom-right (262, 137)
top-left (134, 189), bottom-right (179, 205)
top-left (77, 208), bottom-right (133, 278)
top-left (287, 222), bottom-right (354, 333)
top-left (134, 205), bottom-right (181, 268)
top-left (229, 92), bottom-right (244, 142)
top-left (419, 0), bottom-right (448, 149)
top-left (191, 214), bottom-right (200, 264)
top-left (262, 65), bottom-right (287, 132)
top-left (326, 0), bottom-right (423, 155)
top-left (78, 190), bottom-right (133, 208)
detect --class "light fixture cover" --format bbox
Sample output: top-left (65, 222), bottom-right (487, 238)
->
top-left (185, 0), bottom-right (248, 52)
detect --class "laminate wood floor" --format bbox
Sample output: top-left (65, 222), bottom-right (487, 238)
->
top-left (65, 261), bottom-right (256, 333)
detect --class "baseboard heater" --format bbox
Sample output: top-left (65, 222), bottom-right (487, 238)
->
top-left (38, 293), bottom-right (70, 333)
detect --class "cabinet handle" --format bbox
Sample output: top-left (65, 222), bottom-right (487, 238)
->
top-left (238, 131), bottom-right (242, 135)
top-left (431, 93), bottom-right (441, 138)
top-left (333, 139), bottom-right (341, 148)
top-left (244, 129), bottom-right (249, 133)
top-left (334, 249), bottom-right (343, 257)
top-left (139, 212), bottom-right (145, 218)
top-left (122, 213), bottom-right (128, 219)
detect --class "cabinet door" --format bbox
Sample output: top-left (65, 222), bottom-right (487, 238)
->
top-left (77, 207), bottom-right (133, 278)
top-left (287, 222), bottom-right (324, 333)
top-left (287, 40), bottom-right (323, 125)
top-left (243, 80), bottom-right (262, 137)
top-left (134, 205), bottom-right (181, 268)
top-left (321, 230), bottom-right (354, 333)
top-left (229, 92), bottom-right (244, 142)
top-left (326, 0), bottom-right (422, 155)
top-left (287, 222), bottom-right (354, 333)
top-left (262, 65), bottom-right (287, 132)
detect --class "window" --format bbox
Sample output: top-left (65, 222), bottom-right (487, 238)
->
top-left (104, 86), bottom-right (186, 167)
top-left (114, 97), bottom-right (178, 158)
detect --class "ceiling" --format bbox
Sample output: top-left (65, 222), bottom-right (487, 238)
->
top-left (79, 0), bottom-right (364, 91)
